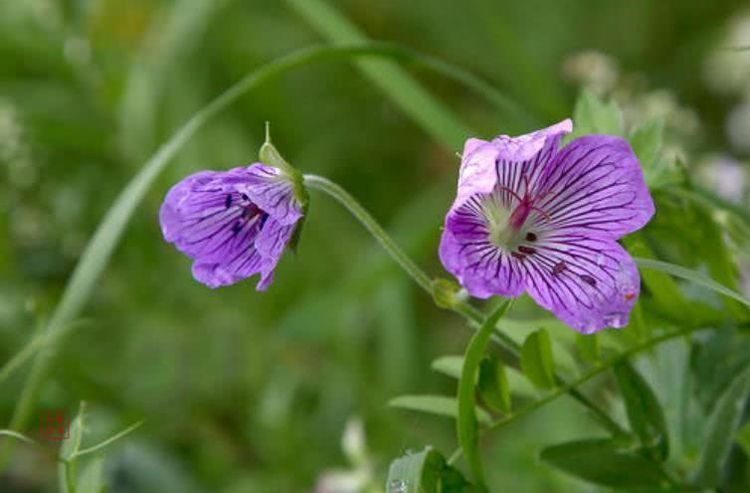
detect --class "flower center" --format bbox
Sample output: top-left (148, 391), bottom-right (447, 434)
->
top-left (482, 184), bottom-right (549, 254)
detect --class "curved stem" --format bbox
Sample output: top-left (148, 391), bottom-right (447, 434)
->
top-left (304, 174), bottom-right (626, 438)
top-left (303, 174), bottom-right (432, 292)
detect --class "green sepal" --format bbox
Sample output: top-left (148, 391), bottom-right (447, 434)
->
top-left (258, 123), bottom-right (309, 211)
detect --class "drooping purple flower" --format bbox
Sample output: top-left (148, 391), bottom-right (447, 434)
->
top-left (439, 120), bottom-right (655, 333)
top-left (160, 163), bottom-right (304, 290)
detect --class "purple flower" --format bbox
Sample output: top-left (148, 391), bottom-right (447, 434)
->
top-left (160, 163), bottom-right (304, 290)
top-left (439, 120), bottom-right (655, 333)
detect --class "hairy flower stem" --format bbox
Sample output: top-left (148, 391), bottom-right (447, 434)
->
top-left (303, 174), bottom-right (625, 437)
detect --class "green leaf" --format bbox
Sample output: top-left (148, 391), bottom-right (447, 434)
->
top-left (457, 300), bottom-right (512, 487)
top-left (736, 420), bottom-right (750, 458)
top-left (613, 360), bottom-right (669, 459)
top-left (521, 329), bottom-right (555, 389)
top-left (431, 355), bottom-right (463, 380)
top-left (386, 447), bottom-right (479, 493)
top-left (570, 89), bottom-right (623, 138)
top-left (77, 456), bottom-right (105, 493)
top-left (540, 438), bottom-right (666, 488)
top-left (575, 333), bottom-right (599, 364)
top-left (389, 395), bottom-right (491, 426)
top-left (629, 118), bottom-right (664, 168)
top-left (635, 257), bottom-right (750, 310)
top-left (478, 357), bottom-right (511, 414)
top-left (695, 365), bottom-right (750, 487)
top-left (60, 402), bottom-right (86, 461)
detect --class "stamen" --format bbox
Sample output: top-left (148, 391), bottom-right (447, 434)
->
top-left (518, 246), bottom-right (536, 255)
top-left (531, 206), bottom-right (552, 222)
top-left (231, 221), bottom-right (242, 234)
top-left (225, 194), bottom-right (233, 209)
top-left (241, 193), bottom-right (250, 201)
top-left (495, 185), bottom-right (524, 205)
top-left (553, 261), bottom-right (566, 275)
top-left (525, 232), bottom-right (537, 242)
top-left (511, 252), bottom-right (526, 261)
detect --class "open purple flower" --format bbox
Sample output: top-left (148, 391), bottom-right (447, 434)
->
top-left (439, 120), bottom-right (655, 333)
top-left (160, 163), bottom-right (304, 290)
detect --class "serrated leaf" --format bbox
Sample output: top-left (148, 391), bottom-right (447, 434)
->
top-left (570, 89), bottom-right (623, 138)
top-left (613, 360), bottom-right (669, 459)
top-left (389, 395), bottom-right (491, 425)
top-left (521, 329), bottom-right (555, 389)
top-left (386, 447), bottom-right (478, 493)
top-left (695, 365), bottom-right (750, 487)
top-left (629, 118), bottom-right (664, 168)
top-left (540, 439), bottom-right (666, 488)
top-left (431, 355), bottom-right (463, 380)
top-left (478, 357), bottom-right (511, 414)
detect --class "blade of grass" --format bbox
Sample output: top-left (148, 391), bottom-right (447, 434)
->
top-left (0, 42), bottom-right (525, 470)
top-left (286, 0), bottom-right (471, 148)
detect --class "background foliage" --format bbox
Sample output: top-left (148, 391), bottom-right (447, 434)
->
top-left (1, 0), bottom-right (750, 492)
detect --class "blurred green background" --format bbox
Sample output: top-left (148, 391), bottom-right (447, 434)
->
top-left (1, 0), bottom-right (750, 491)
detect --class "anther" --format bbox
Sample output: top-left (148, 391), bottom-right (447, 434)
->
top-left (511, 252), bottom-right (526, 261)
top-left (553, 261), bottom-right (566, 275)
top-left (518, 246), bottom-right (536, 255)
top-left (225, 194), bottom-right (233, 209)
top-left (525, 232), bottom-right (537, 242)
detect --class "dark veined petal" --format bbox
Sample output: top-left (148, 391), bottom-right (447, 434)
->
top-left (159, 164), bottom-right (303, 290)
top-left (191, 248), bottom-right (274, 290)
top-left (159, 169), bottom-right (266, 263)
top-left (439, 199), bottom-right (524, 298)
top-left (533, 135), bottom-right (655, 239)
top-left (452, 119), bottom-right (572, 211)
top-left (239, 164), bottom-right (303, 225)
top-left (520, 236), bottom-right (640, 333)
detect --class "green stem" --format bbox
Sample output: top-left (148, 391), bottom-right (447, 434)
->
top-left (303, 175), bottom-right (432, 292)
top-left (457, 300), bottom-right (513, 489)
top-left (0, 41), bottom-right (524, 470)
top-left (304, 174), bottom-right (626, 437)
top-left (448, 324), bottom-right (707, 466)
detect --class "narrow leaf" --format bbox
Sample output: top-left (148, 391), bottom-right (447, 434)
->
top-left (456, 301), bottom-right (512, 487)
top-left (613, 360), bottom-right (669, 459)
top-left (540, 439), bottom-right (666, 488)
top-left (478, 357), bottom-right (511, 414)
top-left (431, 355), bottom-right (463, 380)
top-left (635, 257), bottom-right (750, 310)
top-left (575, 333), bottom-right (599, 364)
top-left (521, 329), bottom-right (555, 389)
top-left (695, 365), bottom-right (750, 486)
top-left (389, 395), bottom-right (491, 425)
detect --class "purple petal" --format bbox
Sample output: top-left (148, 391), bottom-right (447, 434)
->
top-left (521, 236), bottom-right (640, 333)
top-left (160, 164), bottom-right (303, 290)
top-left (534, 135), bottom-right (655, 239)
top-left (452, 120), bottom-right (572, 210)
top-left (439, 199), bottom-right (525, 298)
top-left (191, 248), bottom-right (274, 290)
top-left (239, 164), bottom-right (303, 225)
